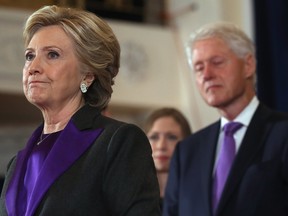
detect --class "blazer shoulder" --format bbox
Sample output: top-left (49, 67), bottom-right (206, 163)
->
top-left (72, 104), bottom-right (138, 132)
top-left (92, 115), bottom-right (148, 146)
top-left (95, 115), bottom-right (144, 135)
top-left (178, 120), bottom-right (220, 152)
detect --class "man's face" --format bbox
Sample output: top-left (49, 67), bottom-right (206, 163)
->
top-left (191, 37), bottom-right (254, 110)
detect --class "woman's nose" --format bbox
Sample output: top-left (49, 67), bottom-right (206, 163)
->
top-left (156, 138), bottom-right (166, 150)
top-left (28, 56), bottom-right (42, 75)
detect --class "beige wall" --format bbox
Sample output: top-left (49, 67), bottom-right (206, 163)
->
top-left (0, 0), bottom-right (54, 10)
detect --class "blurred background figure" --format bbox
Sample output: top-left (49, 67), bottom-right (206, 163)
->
top-left (144, 107), bottom-right (192, 209)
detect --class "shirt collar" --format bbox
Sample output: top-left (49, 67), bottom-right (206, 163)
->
top-left (221, 96), bottom-right (259, 129)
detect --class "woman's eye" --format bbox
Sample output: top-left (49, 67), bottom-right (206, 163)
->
top-left (167, 134), bottom-right (179, 141)
top-left (148, 134), bottom-right (159, 141)
top-left (48, 51), bottom-right (59, 59)
top-left (25, 53), bottom-right (34, 61)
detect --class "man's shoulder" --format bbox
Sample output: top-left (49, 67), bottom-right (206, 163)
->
top-left (180, 121), bottom-right (220, 146)
top-left (191, 121), bottom-right (220, 138)
top-left (256, 103), bottom-right (288, 122)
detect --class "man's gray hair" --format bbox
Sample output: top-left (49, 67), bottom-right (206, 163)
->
top-left (186, 22), bottom-right (255, 68)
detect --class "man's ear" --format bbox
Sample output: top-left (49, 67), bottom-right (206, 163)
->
top-left (244, 53), bottom-right (256, 79)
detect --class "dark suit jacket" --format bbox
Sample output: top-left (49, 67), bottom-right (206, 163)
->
top-left (0, 105), bottom-right (160, 216)
top-left (163, 104), bottom-right (288, 216)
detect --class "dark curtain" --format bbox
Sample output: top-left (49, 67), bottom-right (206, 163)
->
top-left (253, 0), bottom-right (288, 112)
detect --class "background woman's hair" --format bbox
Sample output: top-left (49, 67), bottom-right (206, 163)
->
top-left (144, 107), bottom-right (192, 138)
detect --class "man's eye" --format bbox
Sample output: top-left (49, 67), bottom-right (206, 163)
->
top-left (194, 64), bottom-right (204, 72)
top-left (48, 51), bottom-right (59, 59)
top-left (25, 53), bottom-right (34, 61)
top-left (212, 58), bottom-right (225, 66)
top-left (214, 61), bottom-right (224, 65)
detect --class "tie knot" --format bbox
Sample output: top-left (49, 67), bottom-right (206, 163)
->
top-left (223, 122), bottom-right (243, 135)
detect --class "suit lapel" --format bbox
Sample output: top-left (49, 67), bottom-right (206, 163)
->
top-left (25, 120), bottom-right (103, 216)
top-left (184, 121), bottom-right (220, 215)
top-left (201, 122), bottom-right (221, 215)
top-left (217, 104), bottom-right (272, 214)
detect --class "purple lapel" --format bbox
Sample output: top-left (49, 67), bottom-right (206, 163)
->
top-left (6, 120), bottom-right (103, 216)
top-left (5, 125), bottom-right (42, 216)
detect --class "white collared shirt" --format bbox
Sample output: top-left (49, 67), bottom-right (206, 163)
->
top-left (213, 96), bottom-right (259, 172)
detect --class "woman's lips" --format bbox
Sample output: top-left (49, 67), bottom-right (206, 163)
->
top-left (155, 156), bottom-right (169, 161)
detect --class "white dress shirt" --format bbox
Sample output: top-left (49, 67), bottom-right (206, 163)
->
top-left (213, 96), bottom-right (259, 172)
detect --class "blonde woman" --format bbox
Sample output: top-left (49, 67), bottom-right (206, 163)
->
top-left (0, 6), bottom-right (160, 216)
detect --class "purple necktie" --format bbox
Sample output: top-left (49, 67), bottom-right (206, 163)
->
top-left (212, 122), bottom-right (243, 213)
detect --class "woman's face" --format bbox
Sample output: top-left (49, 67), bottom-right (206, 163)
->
top-left (23, 25), bottom-right (84, 110)
top-left (147, 116), bottom-right (184, 173)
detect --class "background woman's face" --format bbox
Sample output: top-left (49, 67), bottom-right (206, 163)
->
top-left (147, 116), bottom-right (183, 172)
top-left (23, 25), bottom-right (83, 110)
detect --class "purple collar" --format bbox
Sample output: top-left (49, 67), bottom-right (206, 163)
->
top-left (6, 120), bottom-right (103, 216)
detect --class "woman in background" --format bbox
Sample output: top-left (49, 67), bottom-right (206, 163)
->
top-left (144, 108), bottom-right (192, 209)
top-left (0, 5), bottom-right (160, 216)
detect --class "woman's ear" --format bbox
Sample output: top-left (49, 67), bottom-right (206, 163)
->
top-left (83, 73), bottom-right (95, 87)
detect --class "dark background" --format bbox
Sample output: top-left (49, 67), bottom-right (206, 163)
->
top-left (253, 0), bottom-right (288, 112)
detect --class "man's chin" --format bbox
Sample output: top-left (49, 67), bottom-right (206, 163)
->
top-left (205, 99), bottom-right (220, 107)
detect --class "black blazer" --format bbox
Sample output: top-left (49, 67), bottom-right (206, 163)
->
top-left (0, 105), bottom-right (161, 216)
top-left (163, 104), bottom-right (288, 216)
